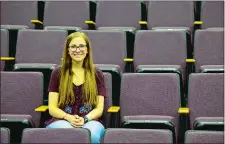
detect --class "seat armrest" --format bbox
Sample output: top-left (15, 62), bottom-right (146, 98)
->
top-left (35, 105), bottom-right (48, 112)
top-left (178, 107), bottom-right (189, 114)
top-left (124, 58), bottom-right (133, 72)
top-left (85, 20), bottom-right (96, 25)
top-left (107, 106), bottom-right (120, 113)
top-left (186, 59), bottom-right (195, 90)
top-left (31, 19), bottom-right (43, 29)
top-left (178, 107), bottom-right (189, 142)
top-left (107, 106), bottom-right (120, 128)
top-left (85, 20), bottom-right (96, 30)
top-left (194, 21), bottom-right (203, 25)
top-left (124, 58), bottom-right (133, 63)
top-left (139, 21), bottom-right (147, 30)
top-left (0, 57), bottom-right (15, 61)
top-left (194, 21), bottom-right (203, 30)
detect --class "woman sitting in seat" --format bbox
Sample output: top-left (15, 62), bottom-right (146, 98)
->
top-left (45, 32), bottom-right (106, 144)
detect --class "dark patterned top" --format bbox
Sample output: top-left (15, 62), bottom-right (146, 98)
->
top-left (44, 66), bottom-right (106, 127)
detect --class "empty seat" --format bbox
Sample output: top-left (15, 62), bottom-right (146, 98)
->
top-left (145, 1), bottom-right (194, 55)
top-left (134, 30), bottom-right (186, 73)
top-left (1, 29), bottom-right (9, 71)
top-left (201, 1), bottom-right (224, 29)
top-left (185, 130), bottom-right (224, 144)
top-left (22, 128), bottom-right (90, 143)
top-left (81, 30), bottom-right (126, 71)
top-left (1, 128), bottom-right (10, 144)
top-left (15, 30), bottom-right (66, 65)
top-left (43, 1), bottom-right (90, 31)
top-left (1, 72), bottom-right (43, 143)
top-left (1, 72), bottom-right (43, 127)
top-left (188, 73), bottom-right (224, 130)
top-left (95, 1), bottom-right (145, 59)
top-left (133, 30), bottom-right (186, 99)
top-left (146, 1), bottom-right (194, 30)
top-left (1, 1), bottom-right (38, 29)
top-left (95, 1), bottom-right (142, 29)
top-left (103, 129), bottom-right (173, 143)
top-left (134, 30), bottom-right (186, 72)
top-left (81, 30), bottom-right (126, 105)
top-left (120, 73), bottom-right (181, 143)
top-left (14, 29), bottom-right (67, 104)
top-left (194, 28), bottom-right (224, 72)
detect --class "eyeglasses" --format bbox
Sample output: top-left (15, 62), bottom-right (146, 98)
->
top-left (68, 44), bottom-right (87, 51)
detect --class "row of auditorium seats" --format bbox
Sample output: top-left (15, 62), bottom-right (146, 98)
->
top-left (1, 1), bottom-right (224, 30)
top-left (1, 71), bottom-right (223, 143)
top-left (1, 127), bottom-right (224, 144)
top-left (1, 28), bottom-right (224, 105)
top-left (2, 28), bottom-right (223, 71)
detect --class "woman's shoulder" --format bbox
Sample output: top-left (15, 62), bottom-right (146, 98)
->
top-left (94, 66), bottom-right (104, 83)
top-left (95, 66), bottom-right (104, 76)
top-left (51, 65), bottom-right (62, 77)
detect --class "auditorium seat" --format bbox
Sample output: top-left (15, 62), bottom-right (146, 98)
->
top-left (1, 128), bottom-right (10, 144)
top-left (95, 1), bottom-right (145, 59)
top-left (0, 29), bottom-right (12, 71)
top-left (146, 1), bottom-right (194, 31)
top-left (13, 29), bottom-right (67, 104)
top-left (200, 1), bottom-right (224, 29)
top-left (1, 1), bottom-right (40, 63)
top-left (184, 130), bottom-right (224, 144)
top-left (21, 128), bottom-right (90, 143)
top-left (14, 30), bottom-right (66, 65)
top-left (81, 30), bottom-right (127, 105)
top-left (187, 73), bottom-right (224, 130)
top-left (81, 30), bottom-right (126, 72)
top-left (43, 1), bottom-right (91, 33)
top-left (194, 28), bottom-right (224, 73)
top-left (1, 72), bottom-right (43, 143)
top-left (95, 1), bottom-right (142, 30)
top-left (1, 1), bottom-right (39, 29)
top-left (144, 1), bottom-right (194, 58)
top-left (134, 30), bottom-right (186, 75)
top-left (103, 129), bottom-right (173, 143)
top-left (133, 30), bottom-right (186, 104)
top-left (119, 73), bottom-right (182, 143)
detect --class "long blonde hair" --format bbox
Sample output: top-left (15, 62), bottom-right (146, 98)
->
top-left (58, 32), bottom-right (98, 108)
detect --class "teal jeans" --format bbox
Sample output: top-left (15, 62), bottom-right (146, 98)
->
top-left (46, 120), bottom-right (105, 143)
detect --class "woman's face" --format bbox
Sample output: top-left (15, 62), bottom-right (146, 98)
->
top-left (68, 37), bottom-right (88, 62)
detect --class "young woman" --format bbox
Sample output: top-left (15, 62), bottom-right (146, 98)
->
top-left (44, 32), bottom-right (106, 143)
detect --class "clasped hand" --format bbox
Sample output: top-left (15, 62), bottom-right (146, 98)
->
top-left (69, 115), bottom-right (85, 128)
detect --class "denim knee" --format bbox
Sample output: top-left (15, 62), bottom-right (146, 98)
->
top-left (90, 133), bottom-right (101, 144)
top-left (83, 120), bottom-right (105, 144)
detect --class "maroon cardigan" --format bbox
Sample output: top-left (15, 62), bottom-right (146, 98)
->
top-left (44, 66), bottom-right (106, 127)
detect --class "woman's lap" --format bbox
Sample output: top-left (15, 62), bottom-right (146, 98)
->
top-left (46, 120), bottom-right (73, 128)
top-left (46, 120), bottom-right (105, 143)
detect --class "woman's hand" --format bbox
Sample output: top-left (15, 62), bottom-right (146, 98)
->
top-left (72, 116), bottom-right (84, 128)
top-left (65, 115), bottom-right (84, 128)
top-left (64, 114), bottom-right (78, 127)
